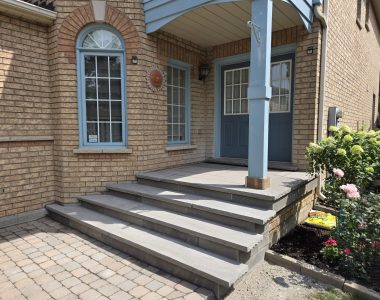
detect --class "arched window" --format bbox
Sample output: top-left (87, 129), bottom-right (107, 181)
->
top-left (77, 26), bottom-right (126, 147)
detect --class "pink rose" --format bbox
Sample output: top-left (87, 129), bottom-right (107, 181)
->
top-left (333, 168), bottom-right (344, 178)
top-left (343, 248), bottom-right (351, 255)
top-left (341, 184), bottom-right (360, 198)
top-left (346, 191), bottom-right (360, 199)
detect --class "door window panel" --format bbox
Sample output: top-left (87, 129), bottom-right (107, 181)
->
top-left (224, 67), bottom-right (249, 115)
top-left (270, 60), bottom-right (292, 113)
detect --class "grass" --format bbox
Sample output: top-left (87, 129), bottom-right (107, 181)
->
top-left (308, 288), bottom-right (364, 300)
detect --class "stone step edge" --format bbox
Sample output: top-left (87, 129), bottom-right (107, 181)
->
top-left (137, 173), bottom-right (278, 202)
top-left (79, 194), bottom-right (261, 252)
top-left (265, 250), bottom-right (380, 300)
top-left (47, 204), bottom-right (248, 288)
top-left (106, 183), bottom-right (274, 226)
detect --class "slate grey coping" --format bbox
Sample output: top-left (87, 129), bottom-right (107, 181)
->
top-left (47, 204), bottom-right (248, 288)
top-left (79, 194), bottom-right (262, 252)
top-left (0, 208), bottom-right (47, 229)
top-left (138, 162), bottom-right (313, 201)
top-left (106, 182), bottom-right (276, 225)
top-left (265, 250), bottom-right (380, 300)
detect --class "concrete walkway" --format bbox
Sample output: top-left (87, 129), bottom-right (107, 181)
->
top-left (0, 218), bottom-right (213, 300)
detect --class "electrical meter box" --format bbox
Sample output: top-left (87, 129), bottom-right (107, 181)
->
top-left (328, 107), bottom-right (343, 132)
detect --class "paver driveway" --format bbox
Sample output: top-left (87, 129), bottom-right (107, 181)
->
top-left (0, 218), bottom-right (213, 300)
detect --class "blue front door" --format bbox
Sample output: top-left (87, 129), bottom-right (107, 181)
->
top-left (220, 54), bottom-right (294, 162)
top-left (221, 62), bottom-right (250, 158)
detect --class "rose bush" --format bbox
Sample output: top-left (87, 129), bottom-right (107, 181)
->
top-left (321, 193), bottom-right (380, 283)
top-left (306, 125), bottom-right (380, 208)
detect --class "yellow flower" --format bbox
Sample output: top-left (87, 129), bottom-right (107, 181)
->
top-left (329, 126), bottom-right (338, 132)
top-left (321, 137), bottom-right (334, 143)
top-left (308, 143), bottom-right (322, 153)
top-left (337, 148), bottom-right (347, 156)
top-left (366, 166), bottom-right (374, 173)
top-left (340, 124), bottom-right (352, 133)
top-left (343, 135), bottom-right (353, 143)
top-left (369, 138), bottom-right (377, 144)
top-left (350, 145), bottom-right (364, 155)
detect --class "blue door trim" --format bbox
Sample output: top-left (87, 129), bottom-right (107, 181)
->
top-left (213, 43), bottom-right (296, 158)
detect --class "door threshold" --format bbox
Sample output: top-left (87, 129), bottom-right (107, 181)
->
top-left (206, 157), bottom-right (298, 171)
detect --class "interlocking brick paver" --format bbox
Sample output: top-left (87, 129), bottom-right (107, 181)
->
top-left (109, 290), bottom-right (133, 300)
top-left (145, 279), bottom-right (165, 291)
top-left (0, 218), bottom-right (212, 300)
top-left (70, 282), bottom-right (90, 295)
top-left (130, 286), bottom-right (150, 298)
top-left (134, 274), bottom-right (153, 286)
top-left (141, 291), bottom-right (162, 300)
top-left (157, 285), bottom-right (175, 297)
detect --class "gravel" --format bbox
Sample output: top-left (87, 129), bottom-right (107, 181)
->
top-left (226, 260), bottom-right (327, 300)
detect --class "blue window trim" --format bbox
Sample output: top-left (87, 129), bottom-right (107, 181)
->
top-left (213, 43), bottom-right (296, 158)
top-left (76, 24), bottom-right (128, 148)
top-left (166, 58), bottom-right (192, 146)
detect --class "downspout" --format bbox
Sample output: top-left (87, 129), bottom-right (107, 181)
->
top-left (314, 0), bottom-right (328, 201)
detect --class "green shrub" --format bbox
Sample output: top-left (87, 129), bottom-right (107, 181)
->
top-left (306, 125), bottom-right (380, 208)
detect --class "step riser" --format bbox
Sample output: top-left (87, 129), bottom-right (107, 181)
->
top-left (107, 189), bottom-right (257, 232)
top-left (81, 200), bottom-right (245, 262)
top-left (48, 210), bottom-right (226, 299)
top-left (137, 177), bottom-right (274, 210)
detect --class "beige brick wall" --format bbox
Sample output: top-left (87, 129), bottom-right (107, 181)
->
top-left (324, 0), bottom-right (380, 132)
top-left (0, 141), bottom-right (54, 217)
top-left (267, 189), bottom-right (316, 246)
top-left (0, 14), bottom-right (54, 216)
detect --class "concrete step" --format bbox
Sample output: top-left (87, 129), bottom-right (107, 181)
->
top-left (106, 182), bottom-right (275, 231)
top-left (137, 174), bottom-right (277, 210)
top-left (47, 204), bottom-right (248, 298)
top-left (79, 194), bottom-right (262, 261)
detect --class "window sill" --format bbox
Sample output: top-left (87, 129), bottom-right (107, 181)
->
top-left (166, 144), bottom-right (197, 152)
top-left (73, 148), bottom-right (132, 154)
top-left (0, 136), bottom-right (54, 142)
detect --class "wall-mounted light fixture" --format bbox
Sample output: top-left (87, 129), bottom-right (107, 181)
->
top-left (131, 56), bottom-right (139, 65)
top-left (198, 64), bottom-right (210, 81)
top-left (307, 46), bottom-right (315, 55)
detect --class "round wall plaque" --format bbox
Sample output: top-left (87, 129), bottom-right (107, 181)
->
top-left (146, 66), bottom-right (166, 92)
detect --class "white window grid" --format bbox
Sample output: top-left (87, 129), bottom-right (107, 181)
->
top-left (270, 59), bottom-right (292, 114)
top-left (167, 66), bottom-right (187, 143)
top-left (85, 55), bottom-right (123, 143)
top-left (224, 67), bottom-right (249, 116)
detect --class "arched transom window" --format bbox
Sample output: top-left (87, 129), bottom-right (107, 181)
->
top-left (77, 26), bottom-right (126, 147)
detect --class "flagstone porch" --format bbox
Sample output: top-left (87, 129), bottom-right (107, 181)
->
top-left (138, 162), bottom-right (317, 212)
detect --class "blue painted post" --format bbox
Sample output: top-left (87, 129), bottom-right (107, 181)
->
top-left (246, 0), bottom-right (273, 189)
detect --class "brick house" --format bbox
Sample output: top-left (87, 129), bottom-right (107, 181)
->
top-left (0, 0), bottom-right (379, 297)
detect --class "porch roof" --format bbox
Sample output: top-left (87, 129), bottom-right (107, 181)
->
top-left (144, 0), bottom-right (322, 44)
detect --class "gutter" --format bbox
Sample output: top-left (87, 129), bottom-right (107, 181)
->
top-left (0, 0), bottom-right (57, 25)
top-left (314, 0), bottom-right (328, 201)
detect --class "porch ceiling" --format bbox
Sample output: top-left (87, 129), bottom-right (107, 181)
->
top-left (160, 0), bottom-right (303, 48)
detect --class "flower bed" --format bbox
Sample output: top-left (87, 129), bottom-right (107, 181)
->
top-left (302, 125), bottom-right (380, 291)
top-left (271, 224), bottom-right (379, 293)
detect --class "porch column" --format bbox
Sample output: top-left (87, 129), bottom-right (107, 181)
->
top-left (246, 0), bottom-right (273, 190)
